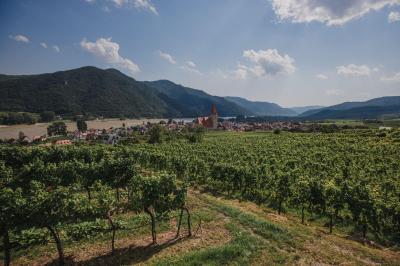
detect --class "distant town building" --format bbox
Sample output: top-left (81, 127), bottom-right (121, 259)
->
top-left (55, 139), bottom-right (72, 145)
top-left (195, 104), bottom-right (218, 129)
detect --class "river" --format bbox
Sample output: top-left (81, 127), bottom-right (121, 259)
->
top-left (0, 118), bottom-right (171, 139)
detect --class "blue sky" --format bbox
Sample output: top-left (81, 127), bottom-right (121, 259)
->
top-left (0, 0), bottom-right (399, 107)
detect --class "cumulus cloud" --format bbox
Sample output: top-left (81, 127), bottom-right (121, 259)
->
top-left (80, 37), bottom-right (140, 75)
top-left (158, 51), bottom-right (176, 64)
top-left (53, 45), bottom-right (60, 52)
top-left (241, 49), bottom-right (295, 78)
top-left (271, 0), bottom-right (400, 26)
top-left (214, 49), bottom-right (295, 80)
top-left (9, 34), bottom-right (30, 43)
top-left (381, 72), bottom-right (400, 82)
top-left (388, 11), bottom-right (400, 22)
top-left (40, 42), bottom-right (48, 48)
top-left (337, 64), bottom-right (371, 77)
top-left (316, 74), bottom-right (328, 79)
top-left (233, 64), bottom-right (249, 80)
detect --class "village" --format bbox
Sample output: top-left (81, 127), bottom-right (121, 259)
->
top-left (2, 105), bottom-right (307, 146)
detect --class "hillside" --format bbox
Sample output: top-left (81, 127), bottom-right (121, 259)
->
top-left (224, 96), bottom-right (296, 116)
top-left (146, 80), bottom-right (252, 117)
top-left (290, 105), bottom-right (324, 115)
top-left (0, 67), bottom-right (178, 118)
top-left (305, 105), bottom-right (400, 120)
top-left (0, 67), bottom-right (251, 118)
top-left (301, 96), bottom-right (400, 117)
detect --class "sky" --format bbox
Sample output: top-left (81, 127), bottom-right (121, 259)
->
top-left (0, 0), bottom-right (400, 107)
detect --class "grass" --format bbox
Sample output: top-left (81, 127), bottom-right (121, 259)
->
top-left (5, 190), bottom-right (400, 265)
top-left (153, 223), bottom-right (260, 266)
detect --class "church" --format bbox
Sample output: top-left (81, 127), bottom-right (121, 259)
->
top-left (195, 104), bottom-right (218, 129)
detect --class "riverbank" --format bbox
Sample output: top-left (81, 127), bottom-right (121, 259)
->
top-left (0, 118), bottom-right (169, 139)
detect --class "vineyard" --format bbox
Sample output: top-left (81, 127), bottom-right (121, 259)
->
top-left (1, 129), bottom-right (400, 265)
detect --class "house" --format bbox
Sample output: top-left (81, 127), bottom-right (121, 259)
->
top-left (195, 104), bottom-right (218, 129)
top-left (55, 139), bottom-right (72, 145)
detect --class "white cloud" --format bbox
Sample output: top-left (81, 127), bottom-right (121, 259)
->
top-left (337, 64), bottom-right (371, 77)
top-left (133, 0), bottom-right (158, 15)
top-left (213, 49), bottom-right (295, 80)
top-left (233, 64), bottom-right (249, 80)
top-left (87, 0), bottom-right (158, 14)
top-left (40, 42), bottom-right (48, 48)
top-left (381, 72), bottom-right (400, 82)
top-left (53, 45), bottom-right (60, 52)
top-left (271, 0), bottom-right (400, 26)
top-left (388, 11), bottom-right (400, 22)
top-left (9, 34), bottom-right (30, 43)
top-left (186, 61), bottom-right (196, 68)
top-left (316, 74), bottom-right (328, 79)
top-left (180, 61), bottom-right (202, 75)
top-left (80, 37), bottom-right (140, 75)
top-left (241, 49), bottom-right (295, 78)
top-left (158, 51), bottom-right (176, 64)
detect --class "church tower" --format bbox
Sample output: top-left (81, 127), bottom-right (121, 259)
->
top-left (210, 104), bottom-right (218, 129)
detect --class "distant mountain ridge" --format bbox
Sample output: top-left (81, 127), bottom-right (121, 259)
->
top-left (290, 106), bottom-right (324, 115)
top-left (224, 96), bottom-right (297, 116)
top-left (301, 96), bottom-right (400, 119)
top-left (0, 66), bottom-right (398, 120)
top-left (0, 66), bottom-right (252, 118)
top-left (145, 80), bottom-right (252, 117)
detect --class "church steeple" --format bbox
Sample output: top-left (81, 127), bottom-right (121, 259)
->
top-left (211, 104), bottom-right (217, 115)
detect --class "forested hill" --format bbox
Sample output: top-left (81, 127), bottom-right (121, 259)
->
top-left (0, 67), bottom-right (252, 118)
top-left (224, 96), bottom-right (297, 116)
top-left (145, 80), bottom-right (252, 117)
top-left (301, 96), bottom-right (400, 118)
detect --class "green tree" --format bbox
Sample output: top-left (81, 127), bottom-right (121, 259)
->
top-left (76, 119), bottom-right (88, 132)
top-left (47, 122), bottom-right (67, 136)
top-left (40, 111), bottom-right (56, 122)
top-left (186, 126), bottom-right (205, 143)
top-left (148, 124), bottom-right (164, 144)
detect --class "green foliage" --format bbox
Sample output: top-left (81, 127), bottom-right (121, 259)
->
top-left (76, 119), bottom-right (88, 132)
top-left (47, 121), bottom-right (67, 136)
top-left (0, 112), bottom-right (37, 125)
top-left (39, 111), bottom-right (55, 122)
top-left (185, 126), bottom-right (205, 143)
top-left (148, 124), bottom-right (165, 144)
top-left (0, 66), bottom-right (252, 118)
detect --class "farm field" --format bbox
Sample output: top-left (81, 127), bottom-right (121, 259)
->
top-left (1, 130), bottom-right (400, 265)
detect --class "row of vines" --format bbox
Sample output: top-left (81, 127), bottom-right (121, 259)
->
top-left (0, 146), bottom-right (191, 266)
top-left (128, 130), bottom-right (400, 243)
top-left (1, 129), bottom-right (400, 265)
